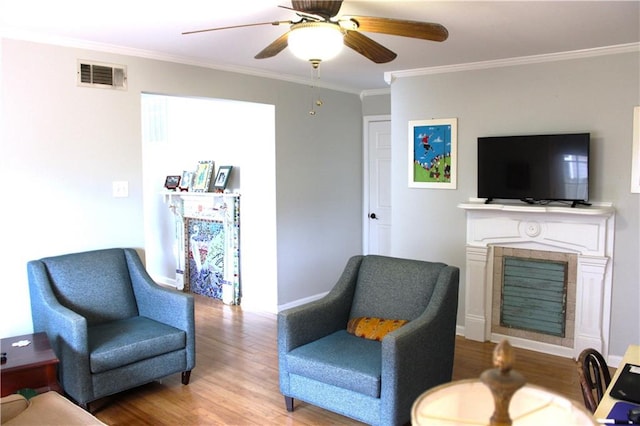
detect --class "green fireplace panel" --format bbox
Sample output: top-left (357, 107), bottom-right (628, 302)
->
top-left (500, 257), bottom-right (567, 337)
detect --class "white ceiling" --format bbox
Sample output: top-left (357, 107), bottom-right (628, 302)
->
top-left (1, 1), bottom-right (638, 93)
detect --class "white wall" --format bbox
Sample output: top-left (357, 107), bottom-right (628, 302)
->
top-left (0, 37), bottom-right (363, 337)
top-left (390, 51), bottom-right (640, 359)
top-left (362, 92), bottom-right (391, 116)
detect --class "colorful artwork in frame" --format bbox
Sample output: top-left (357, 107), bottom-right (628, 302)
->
top-left (192, 160), bottom-right (214, 192)
top-left (185, 218), bottom-right (225, 300)
top-left (408, 118), bottom-right (457, 189)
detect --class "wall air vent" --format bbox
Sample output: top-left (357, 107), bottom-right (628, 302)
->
top-left (77, 61), bottom-right (127, 90)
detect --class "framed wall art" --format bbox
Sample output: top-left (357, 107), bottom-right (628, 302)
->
top-left (408, 118), bottom-right (457, 189)
top-left (191, 160), bottom-right (214, 192)
top-left (213, 165), bottom-right (232, 190)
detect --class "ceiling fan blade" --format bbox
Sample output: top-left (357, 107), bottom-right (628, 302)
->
top-left (182, 21), bottom-right (289, 36)
top-left (291, 0), bottom-right (343, 19)
top-left (278, 5), bottom-right (324, 22)
top-left (255, 32), bottom-right (290, 59)
top-left (343, 31), bottom-right (397, 64)
top-left (348, 16), bottom-right (448, 42)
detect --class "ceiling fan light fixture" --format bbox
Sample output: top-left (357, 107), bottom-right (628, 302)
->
top-left (288, 22), bottom-right (344, 63)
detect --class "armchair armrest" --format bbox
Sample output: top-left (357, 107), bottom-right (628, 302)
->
top-left (380, 265), bottom-right (460, 423)
top-left (124, 249), bottom-right (195, 370)
top-left (27, 261), bottom-right (91, 402)
top-left (278, 256), bottom-right (364, 397)
top-left (278, 255), bottom-right (364, 353)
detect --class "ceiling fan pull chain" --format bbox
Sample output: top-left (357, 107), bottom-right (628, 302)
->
top-left (309, 62), bottom-right (323, 115)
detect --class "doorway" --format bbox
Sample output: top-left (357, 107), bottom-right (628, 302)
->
top-left (140, 94), bottom-right (278, 312)
top-left (363, 116), bottom-right (391, 255)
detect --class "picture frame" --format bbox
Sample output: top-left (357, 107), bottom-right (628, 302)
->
top-left (179, 170), bottom-right (193, 191)
top-left (631, 106), bottom-right (640, 193)
top-left (408, 118), bottom-right (457, 189)
top-left (192, 160), bottom-right (214, 192)
top-left (213, 165), bottom-right (232, 190)
top-left (164, 175), bottom-right (181, 190)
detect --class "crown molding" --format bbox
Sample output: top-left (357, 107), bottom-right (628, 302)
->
top-left (0, 27), bottom-right (362, 95)
top-left (359, 87), bottom-right (390, 100)
top-left (4, 27), bottom-right (637, 97)
top-left (384, 42), bottom-right (640, 84)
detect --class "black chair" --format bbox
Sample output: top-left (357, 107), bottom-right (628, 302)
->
top-left (577, 348), bottom-right (611, 413)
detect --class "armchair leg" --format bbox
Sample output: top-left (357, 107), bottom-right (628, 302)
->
top-left (284, 396), bottom-right (294, 412)
top-left (182, 371), bottom-right (191, 385)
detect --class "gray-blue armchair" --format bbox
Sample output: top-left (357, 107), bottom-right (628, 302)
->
top-left (27, 248), bottom-right (195, 408)
top-left (278, 255), bottom-right (459, 426)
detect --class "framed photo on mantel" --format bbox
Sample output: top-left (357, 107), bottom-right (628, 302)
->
top-left (213, 165), bottom-right (232, 190)
top-left (164, 175), bottom-right (181, 190)
top-left (179, 170), bottom-right (193, 191)
top-left (192, 160), bottom-right (214, 192)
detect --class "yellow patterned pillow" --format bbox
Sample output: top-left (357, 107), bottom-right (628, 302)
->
top-left (346, 317), bottom-right (409, 341)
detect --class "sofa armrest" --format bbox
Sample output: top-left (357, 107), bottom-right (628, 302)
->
top-left (3, 392), bottom-right (106, 425)
top-left (1, 394), bottom-right (30, 423)
top-left (380, 265), bottom-right (460, 424)
top-left (124, 249), bottom-right (196, 370)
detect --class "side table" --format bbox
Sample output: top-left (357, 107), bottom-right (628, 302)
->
top-left (1, 332), bottom-right (62, 396)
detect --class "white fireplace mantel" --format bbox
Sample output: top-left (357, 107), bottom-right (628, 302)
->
top-left (458, 200), bottom-right (615, 359)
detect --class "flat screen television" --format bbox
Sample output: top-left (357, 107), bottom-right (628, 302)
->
top-left (477, 133), bottom-right (590, 206)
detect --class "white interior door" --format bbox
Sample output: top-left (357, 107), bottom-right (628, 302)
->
top-left (365, 118), bottom-right (392, 255)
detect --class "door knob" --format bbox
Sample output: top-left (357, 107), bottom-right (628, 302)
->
top-left (369, 213), bottom-right (378, 219)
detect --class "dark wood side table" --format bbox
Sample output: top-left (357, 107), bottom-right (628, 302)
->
top-left (0, 332), bottom-right (62, 397)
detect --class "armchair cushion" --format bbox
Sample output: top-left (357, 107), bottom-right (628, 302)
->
top-left (286, 330), bottom-right (382, 397)
top-left (350, 255), bottom-right (445, 320)
top-left (40, 249), bottom-right (138, 326)
top-left (89, 316), bottom-right (186, 374)
top-left (347, 317), bottom-right (408, 341)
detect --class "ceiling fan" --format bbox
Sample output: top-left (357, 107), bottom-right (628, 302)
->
top-left (183, 0), bottom-right (448, 66)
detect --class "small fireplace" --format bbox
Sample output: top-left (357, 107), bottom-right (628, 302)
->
top-left (163, 192), bottom-right (241, 305)
top-left (492, 247), bottom-right (576, 349)
top-left (459, 201), bottom-right (615, 359)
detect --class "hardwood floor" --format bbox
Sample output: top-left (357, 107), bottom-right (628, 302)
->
top-left (93, 294), bottom-right (590, 425)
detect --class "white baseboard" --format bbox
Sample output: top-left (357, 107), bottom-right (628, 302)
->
top-left (607, 354), bottom-right (624, 369)
top-left (277, 291), bottom-right (329, 312)
top-left (152, 274), bottom-right (178, 289)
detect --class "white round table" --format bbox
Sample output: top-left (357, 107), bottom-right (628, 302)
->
top-left (412, 379), bottom-right (596, 426)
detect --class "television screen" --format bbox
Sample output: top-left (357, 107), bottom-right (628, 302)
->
top-left (477, 133), bottom-right (590, 204)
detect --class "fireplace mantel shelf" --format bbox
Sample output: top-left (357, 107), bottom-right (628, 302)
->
top-left (161, 190), bottom-right (238, 199)
top-left (459, 200), bottom-right (613, 216)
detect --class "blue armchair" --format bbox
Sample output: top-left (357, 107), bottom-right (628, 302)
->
top-left (278, 255), bottom-right (459, 426)
top-left (27, 248), bottom-right (195, 408)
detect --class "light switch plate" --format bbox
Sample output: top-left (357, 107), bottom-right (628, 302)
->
top-left (112, 181), bottom-right (129, 198)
